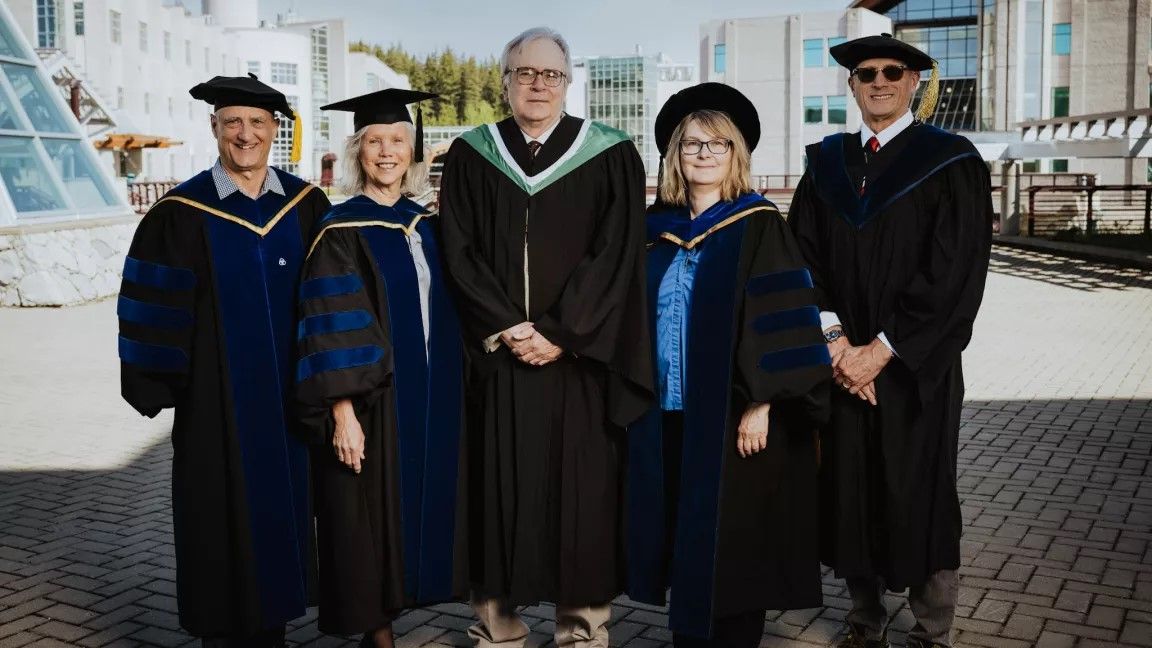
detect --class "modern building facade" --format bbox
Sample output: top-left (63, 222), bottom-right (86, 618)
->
top-left (580, 52), bottom-right (696, 174)
top-left (707, 0), bottom-right (1151, 183)
top-left (699, 8), bottom-right (892, 175)
top-left (1, 0), bottom-right (410, 306)
top-left (7, 0), bottom-right (410, 184)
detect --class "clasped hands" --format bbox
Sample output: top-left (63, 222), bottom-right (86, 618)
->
top-left (501, 321), bottom-right (564, 366)
top-left (826, 332), bottom-right (892, 407)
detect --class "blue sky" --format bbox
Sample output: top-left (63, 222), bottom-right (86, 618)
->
top-left (257, 0), bottom-right (852, 65)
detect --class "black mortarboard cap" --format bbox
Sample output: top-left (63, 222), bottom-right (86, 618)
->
top-left (655, 82), bottom-right (760, 156)
top-left (829, 33), bottom-right (934, 71)
top-left (321, 89), bottom-right (438, 162)
top-left (189, 74), bottom-right (296, 118)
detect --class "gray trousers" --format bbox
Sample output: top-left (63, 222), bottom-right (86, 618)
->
top-left (846, 569), bottom-right (958, 647)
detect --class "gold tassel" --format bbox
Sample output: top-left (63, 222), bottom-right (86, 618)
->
top-left (915, 61), bottom-right (940, 122)
top-left (290, 112), bottom-right (303, 164)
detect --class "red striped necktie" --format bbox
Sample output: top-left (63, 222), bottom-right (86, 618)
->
top-left (861, 136), bottom-right (880, 195)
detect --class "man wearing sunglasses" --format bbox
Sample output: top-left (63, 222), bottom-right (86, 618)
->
top-left (439, 26), bottom-right (652, 648)
top-left (787, 34), bottom-right (994, 648)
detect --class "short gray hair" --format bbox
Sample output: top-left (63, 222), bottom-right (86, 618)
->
top-left (500, 26), bottom-right (572, 81)
top-left (339, 122), bottom-right (430, 197)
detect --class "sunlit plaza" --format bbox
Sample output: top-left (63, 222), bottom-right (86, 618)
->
top-left (1, 0), bottom-right (1151, 646)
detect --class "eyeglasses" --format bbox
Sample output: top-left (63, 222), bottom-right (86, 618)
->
top-left (507, 66), bottom-right (567, 87)
top-left (679, 139), bottom-right (732, 155)
top-left (851, 65), bottom-right (909, 83)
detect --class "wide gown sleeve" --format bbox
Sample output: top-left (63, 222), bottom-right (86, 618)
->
top-left (531, 142), bottom-right (655, 427)
top-left (785, 170), bottom-right (835, 314)
top-left (735, 209), bottom-right (832, 423)
top-left (878, 157), bottom-right (993, 376)
top-left (294, 227), bottom-right (393, 445)
top-left (117, 204), bottom-right (200, 418)
top-left (437, 140), bottom-right (526, 344)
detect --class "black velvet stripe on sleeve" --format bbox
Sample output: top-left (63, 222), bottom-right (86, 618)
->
top-left (118, 204), bottom-right (201, 417)
top-left (735, 212), bottom-right (832, 407)
top-left (295, 227), bottom-right (392, 444)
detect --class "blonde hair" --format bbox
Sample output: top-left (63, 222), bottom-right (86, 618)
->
top-left (657, 110), bottom-right (752, 207)
top-left (340, 122), bottom-right (430, 197)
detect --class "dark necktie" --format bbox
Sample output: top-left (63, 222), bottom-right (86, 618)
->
top-left (527, 140), bottom-right (542, 158)
top-left (861, 136), bottom-right (880, 195)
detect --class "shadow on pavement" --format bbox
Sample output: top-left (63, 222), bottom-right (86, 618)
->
top-left (989, 247), bottom-right (1152, 292)
top-left (0, 398), bottom-right (1150, 647)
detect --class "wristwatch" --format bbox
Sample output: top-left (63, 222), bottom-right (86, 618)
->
top-left (823, 329), bottom-right (846, 343)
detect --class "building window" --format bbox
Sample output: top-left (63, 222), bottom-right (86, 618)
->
top-left (1051, 159), bottom-right (1068, 172)
top-left (138, 21), bottom-right (147, 52)
top-left (247, 60), bottom-right (260, 77)
top-left (74, 2), bottom-right (84, 36)
top-left (185, 39), bottom-right (191, 65)
top-left (109, 10), bottom-right (120, 44)
top-left (1022, 160), bottom-right (1039, 173)
top-left (271, 96), bottom-right (299, 172)
top-left (143, 92), bottom-right (150, 114)
top-left (270, 62), bottom-right (298, 84)
top-left (826, 37), bottom-right (846, 66)
top-left (36, 0), bottom-right (58, 48)
top-left (1052, 86), bottom-right (1069, 117)
top-left (827, 95), bottom-right (847, 124)
top-left (1053, 22), bottom-right (1071, 56)
top-left (804, 39), bottom-right (824, 68)
top-left (804, 96), bottom-right (823, 123)
top-left (713, 43), bottom-right (726, 73)
top-left (163, 32), bottom-right (171, 60)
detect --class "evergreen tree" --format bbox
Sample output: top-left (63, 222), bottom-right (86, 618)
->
top-left (352, 43), bottom-right (511, 125)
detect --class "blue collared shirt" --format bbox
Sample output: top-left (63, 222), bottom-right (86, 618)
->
top-left (210, 158), bottom-right (285, 200)
top-left (656, 245), bottom-right (701, 411)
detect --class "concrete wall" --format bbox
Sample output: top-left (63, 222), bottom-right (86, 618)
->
top-left (0, 217), bottom-right (137, 306)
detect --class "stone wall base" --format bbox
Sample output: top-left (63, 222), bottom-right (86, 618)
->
top-left (0, 215), bottom-right (140, 307)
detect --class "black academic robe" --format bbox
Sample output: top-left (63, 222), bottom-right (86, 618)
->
top-left (117, 168), bottom-right (330, 637)
top-left (787, 122), bottom-right (993, 591)
top-left (439, 115), bottom-right (654, 606)
top-left (627, 193), bottom-right (831, 638)
top-left (294, 195), bottom-right (468, 634)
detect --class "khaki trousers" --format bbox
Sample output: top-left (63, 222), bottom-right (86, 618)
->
top-left (468, 597), bottom-right (611, 648)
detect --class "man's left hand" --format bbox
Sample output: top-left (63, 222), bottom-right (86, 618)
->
top-left (512, 330), bottom-right (564, 366)
top-left (834, 338), bottom-right (892, 394)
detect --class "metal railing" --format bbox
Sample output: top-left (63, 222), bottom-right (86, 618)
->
top-left (128, 181), bottom-right (179, 214)
top-left (1026, 185), bottom-right (1152, 237)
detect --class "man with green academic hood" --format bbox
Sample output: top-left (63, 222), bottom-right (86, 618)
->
top-left (788, 34), bottom-right (993, 648)
top-left (438, 26), bottom-right (653, 648)
top-left (117, 75), bottom-right (330, 647)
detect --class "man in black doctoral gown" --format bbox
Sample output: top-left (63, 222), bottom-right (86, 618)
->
top-left (117, 76), bottom-right (329, 647)
top-left (439, 26), bottom-right (652, 648)
top-left (787, 35), bottom-right (993, 648)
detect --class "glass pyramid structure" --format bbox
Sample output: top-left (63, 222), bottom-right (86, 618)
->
top-left (0, 1), bottom-right (125, 225)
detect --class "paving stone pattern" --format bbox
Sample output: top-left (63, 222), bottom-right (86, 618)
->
top-left (0, 247), bottom-right (1149, 647)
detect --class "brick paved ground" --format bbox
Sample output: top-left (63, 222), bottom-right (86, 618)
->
top-left (1, 245), bottom-right (1150, 648)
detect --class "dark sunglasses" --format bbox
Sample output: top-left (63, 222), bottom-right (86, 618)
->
top-left (851, 65), bottom-right (908, 83)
